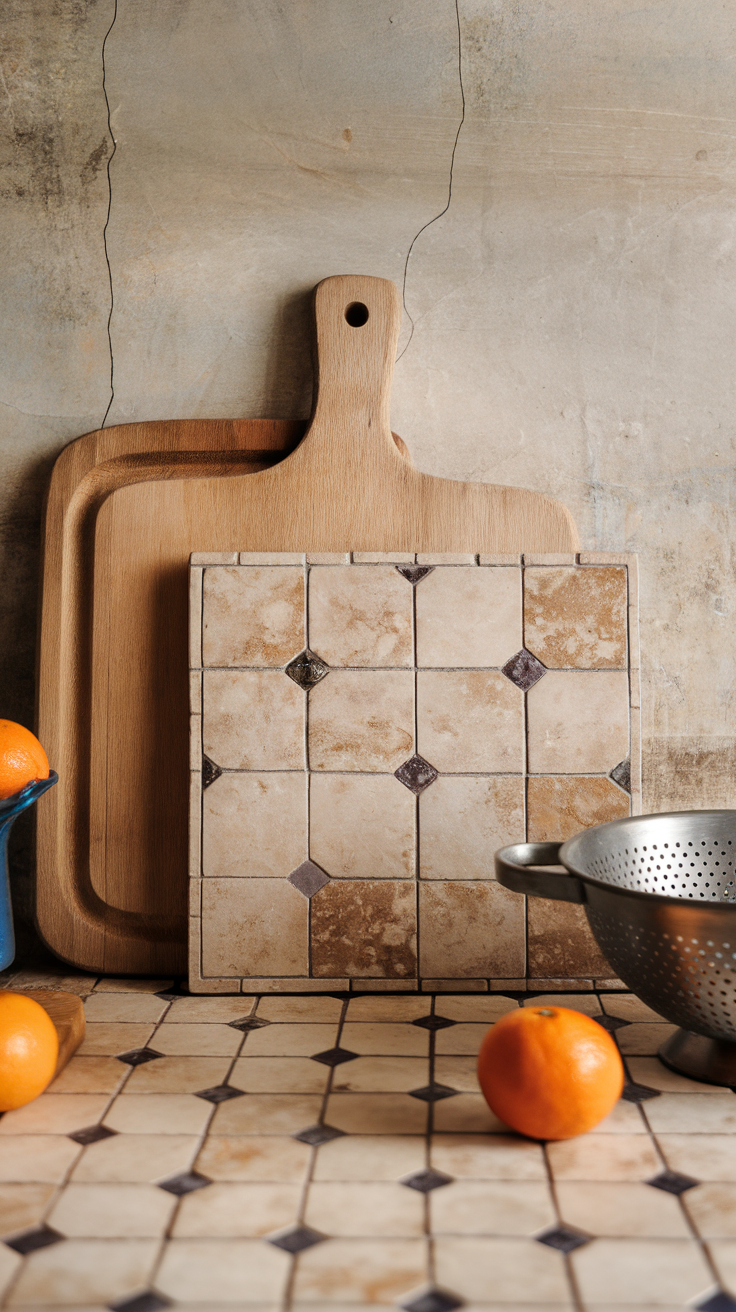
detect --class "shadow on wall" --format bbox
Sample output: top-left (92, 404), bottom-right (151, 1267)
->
top-left (261, 286), bottom-right (314, 421)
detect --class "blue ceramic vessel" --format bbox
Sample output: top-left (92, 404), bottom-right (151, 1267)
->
top-left (0, 771), bottom-right (57, 971)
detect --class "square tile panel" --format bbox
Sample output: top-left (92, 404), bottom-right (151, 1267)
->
top-left (190, 553), bottom-right (639, 991)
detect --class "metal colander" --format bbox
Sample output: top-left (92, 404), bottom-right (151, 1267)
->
top-left (496, 811), bottom-right (736, 1085)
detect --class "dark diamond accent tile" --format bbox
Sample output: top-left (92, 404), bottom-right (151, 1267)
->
top-left (109, 1294), bottom-right (171, 1312)
top-left (293, 1123), bottom-right (345, 1146)
top-left (155, 991), bottom-right (181, 1001)
top-left (412, 1014), bottom-right (456, 1032)
top-left (396, 565), bottom-right (434, 585)
top-left (68, 1124), bottom-right (117, 1146)
top-left (401, 1288), bottom-right (464, 1312)
top-left (288, 859), bottom-right (330, 898)
top-left (5, 1224), bottom-right (64, 1255)
top-left (698, 1293), bottom-right (736, 1312)
top-left (267, 1224), bottom-right (326, 1253)
top-left (285, 649), bottom-right (329, 689)
top-left (536, 1224), bottom-right (592, 1253)
top-left (157, 1170), bottom-right (212, 1196)
top-left (402, 1168), bottom-right (454, 1193)
top-left (647, 1169), bottom-right (700, 1195)
top-left (502, 648), bottom-right (546, 691)
top-left (116, 1047), bottom-right (164, 1067)
top-left (621, 1081), bottom-right (661, 1103)
top-left (311, 1047), bottom-right (359, 1067)
top-left (610, 757), bottom-right (632, 793)
top-left (409, 1083), bottom-right (458, 1103)
top-left (202, 755), bottom-right (222, 789)
top-left (394, 755), bottom-right (439, 795)
top-left (228, 1015), bottom-right (270, 1032)
top-left (194, 1084), bottom-right (246, 1104)
top-left (594, 1014), bottom-right (631, 1033)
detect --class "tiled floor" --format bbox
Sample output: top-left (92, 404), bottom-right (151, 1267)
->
top-left (0, 974), bottom-right (734, 1310)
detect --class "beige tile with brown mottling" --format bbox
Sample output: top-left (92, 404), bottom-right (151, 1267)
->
top-left (202, 565), bottom-right (304, 667)
top-left (291, 1237), bottom-right (427, 1305)
top-left (311, 880), bottom-right (417, 979)
top-left (524, 566), bottom-right (627, 668)
top-left (527, 899), bottom-right (613, 978)
top-left (203, 669), bottom-right (305, 770)
top-left (202, 772), bottom-right (306, 879)
top-left (418, 881), bottom-right (525, 978)
top-left (527, 775), bottom-right (630, 841)
top-left (201, 877), bottom-right (308, 978)
top-left (309, 670), bottom-right (414, 772)
top-left (417, 671), bottom-right (524, 772)
top-left (419, 776), bottom-right (524, 879)
top-left (415, 565), bottom-right (522, 667)
top-left (308, 565), bottom-right (412, 666)
top-left (527, 671), bottom-right (629, 774)
top-left (310, 773), bottom-right (415, 879)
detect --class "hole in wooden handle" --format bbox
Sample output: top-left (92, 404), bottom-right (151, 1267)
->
top-left (345, 302), bottom-right (369, 327)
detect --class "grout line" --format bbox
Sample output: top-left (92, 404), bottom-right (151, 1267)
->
top-left (541, 1141), bottom-right (585, 1312)
top-left (99, 0), bottom-right (118, 429)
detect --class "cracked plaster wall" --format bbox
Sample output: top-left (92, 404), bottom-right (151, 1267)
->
top-left (1, 0), bottom-right (735, 953)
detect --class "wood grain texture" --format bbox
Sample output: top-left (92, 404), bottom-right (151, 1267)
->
top-left (24, 990), bottom-right (86, 1076)
top-left (37, 274), bottom-right (578, 975)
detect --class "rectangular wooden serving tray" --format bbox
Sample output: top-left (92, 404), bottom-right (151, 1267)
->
top-left (36, 275), bottom-right (578, 976)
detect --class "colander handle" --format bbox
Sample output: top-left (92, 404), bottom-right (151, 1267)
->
top-left (495, 843), bottom-right (586, 903)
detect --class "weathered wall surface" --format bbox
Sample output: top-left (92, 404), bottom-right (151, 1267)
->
top-left (1, 0), bottom-right (735, 951)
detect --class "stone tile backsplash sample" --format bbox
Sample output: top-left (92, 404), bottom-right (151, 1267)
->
top-left (189, 552), bottom-right (640, 993)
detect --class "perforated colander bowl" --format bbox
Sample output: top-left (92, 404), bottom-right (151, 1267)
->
top-left (496, 811), bottom-right (736, 1085)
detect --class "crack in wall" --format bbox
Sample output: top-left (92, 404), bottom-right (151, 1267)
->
top-left (100, 0), bottom-right (118, 429)
top-left (396, 0), bottom-right (466, 364)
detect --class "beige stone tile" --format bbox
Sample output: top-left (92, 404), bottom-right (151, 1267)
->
top-left (344, 996), bottom-right (430, 1022)
top-left (571, 1237), bottom-right (712, 1306)
top-left (173, 1181), bottom-right (301, 1238)
top-left (70, 1134), bottom-right (199, 1183)
top-left (104, 1093), bottom-right (212, 1136)
top-left (311, 880), bottom-right (417, 979)
top-left (340, 1022), bottom-right (428, 1056)
top-left (313, 1134), bottom-right (425, 1182)
top-left (417, 671), bottom-right (524, 772)
top-left (197, 1134), bottom-right (311, 1182)
top-left (0, 1183), bottom-right (56, 1238)
top-left (617, 1022), bottom-right (677, 1055)
top-left (292, 1237), bottom-right (427, 1305)
top-left (123, 1055), bottom-right (232, 1093)
top-left (203, 669), bottom-right (305, 769)
top-left (190, 565), bottom-right (203, 666)
top-left (521, 993), bottom-right (602, 1015)
top-left (156, 1237), bottom-right (290, 1303)
top-left (47, 1182), bottom-right (175, 1238)
top-left (191, 553), bottom-right (238, 566)
top-left (165, 997), bottom-right (256, 1023)
top-left (433, 1094), bottom-right (509, 1134)
top-left (202, 564), bottom-right (304, 667)
top-left (588, 1100), bottom-right (646, 1133)
top-left (256, 995), bottom-right (343, 1022)
top-left (47, 1056), bottom-right (126, 1095)
top-left (308, 564), bottom-right (412, 667)
top-left (435, 1236), bottom-right (569, 1303)
top-left (201, 877), bottom-right (308, 977)
top-left (556, 1181), bottom-right (690, 1238)
top-left (434, 996), bottom-right (519, 1022)
top-left (601, 994), bottom-right (667, 1023)
top-left (6, 1238), bottom-right (159, 1307)
top-left (306, 1180), bottom-right (424, 1237)
top-left (431, 1179), bottom-right (555, 1236)
top-left (203, 771), bottom-right (307, 879)
top-left (353, 980), bottom-right (421, 992)
top-left (190, 712), bottom-right (202, 770)
top-left (417, 554), bottom-right (477, 564)
top-left (0, 1094), bottom-right (110, 1137)
top-left (351, 552), bottom-right (415, 564)
top-left (418, 882), bottom-right (525, 978)
top-left (307, 553), bottom-right (350, 564)
top-left (528, 978), bottom-right (595, 991)
top-left (431, 1133), bottom-right (547, 1181)
top-left (309, 773), bottom-right (415, 879)
top-left (645, 1092), bottom-right (736, 1134)
top-left (524, 566), bottom-right (628, 669)
top-left (212, 1093), bottom-right (323, 1135)
top-left (152, 1022), bottom-right (242, 1057)
top-left (434, 1056), bottom-right (481, 1094)
top-left (231, 1056), bottom-right (330, 1094)
top-left (309, 670), bottom-right (413, 772)
top-left (190, 667), bottom-right (202, 712)
top-left (685, 1183), bottom-right (736, 1238)
top-left (527, 898), bottom-right (613, 978)
top-left (93, 978), bottom-right (173, 993)
top-left (710, 1241), bottom-right (736, 1300)
top-left (547, 1134), bottom-right (661, 1181)
top-left (415, 566), bottom-right (522, 667)
top-left (627, 1056), bottom-right (720, 1093)
top-left (83, 993), bottom-right (166, 1023)
top-left (325, 1093), bottom-right (428, 1135)
top-left (0, 1248), bottom-right (21, 1301)
top-left (435, 1023), bottom-right (492, 1055)
top-left (419, 776), bottom-right (524, 880)
top-left (527, 775), bottom-right (630, 842)
top-left (241, 1022), bottom-right (338, 1056)
top-left (527, 671), bottom-right (629, 774)
top-left (659, 1135), bottom-right (736, 1182)
top-left (240, 552), bottom-right (305, 565)
top-left (330, 1056), bottom-right (428, 1093)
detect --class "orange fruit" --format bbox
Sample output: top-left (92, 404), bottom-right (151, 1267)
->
top-left (0, 720), bottom-right (49, 801)
top-left (477, 1005), bottom-right (624, 1141)
top-left (0, 992), bottom-right (58, 1111)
